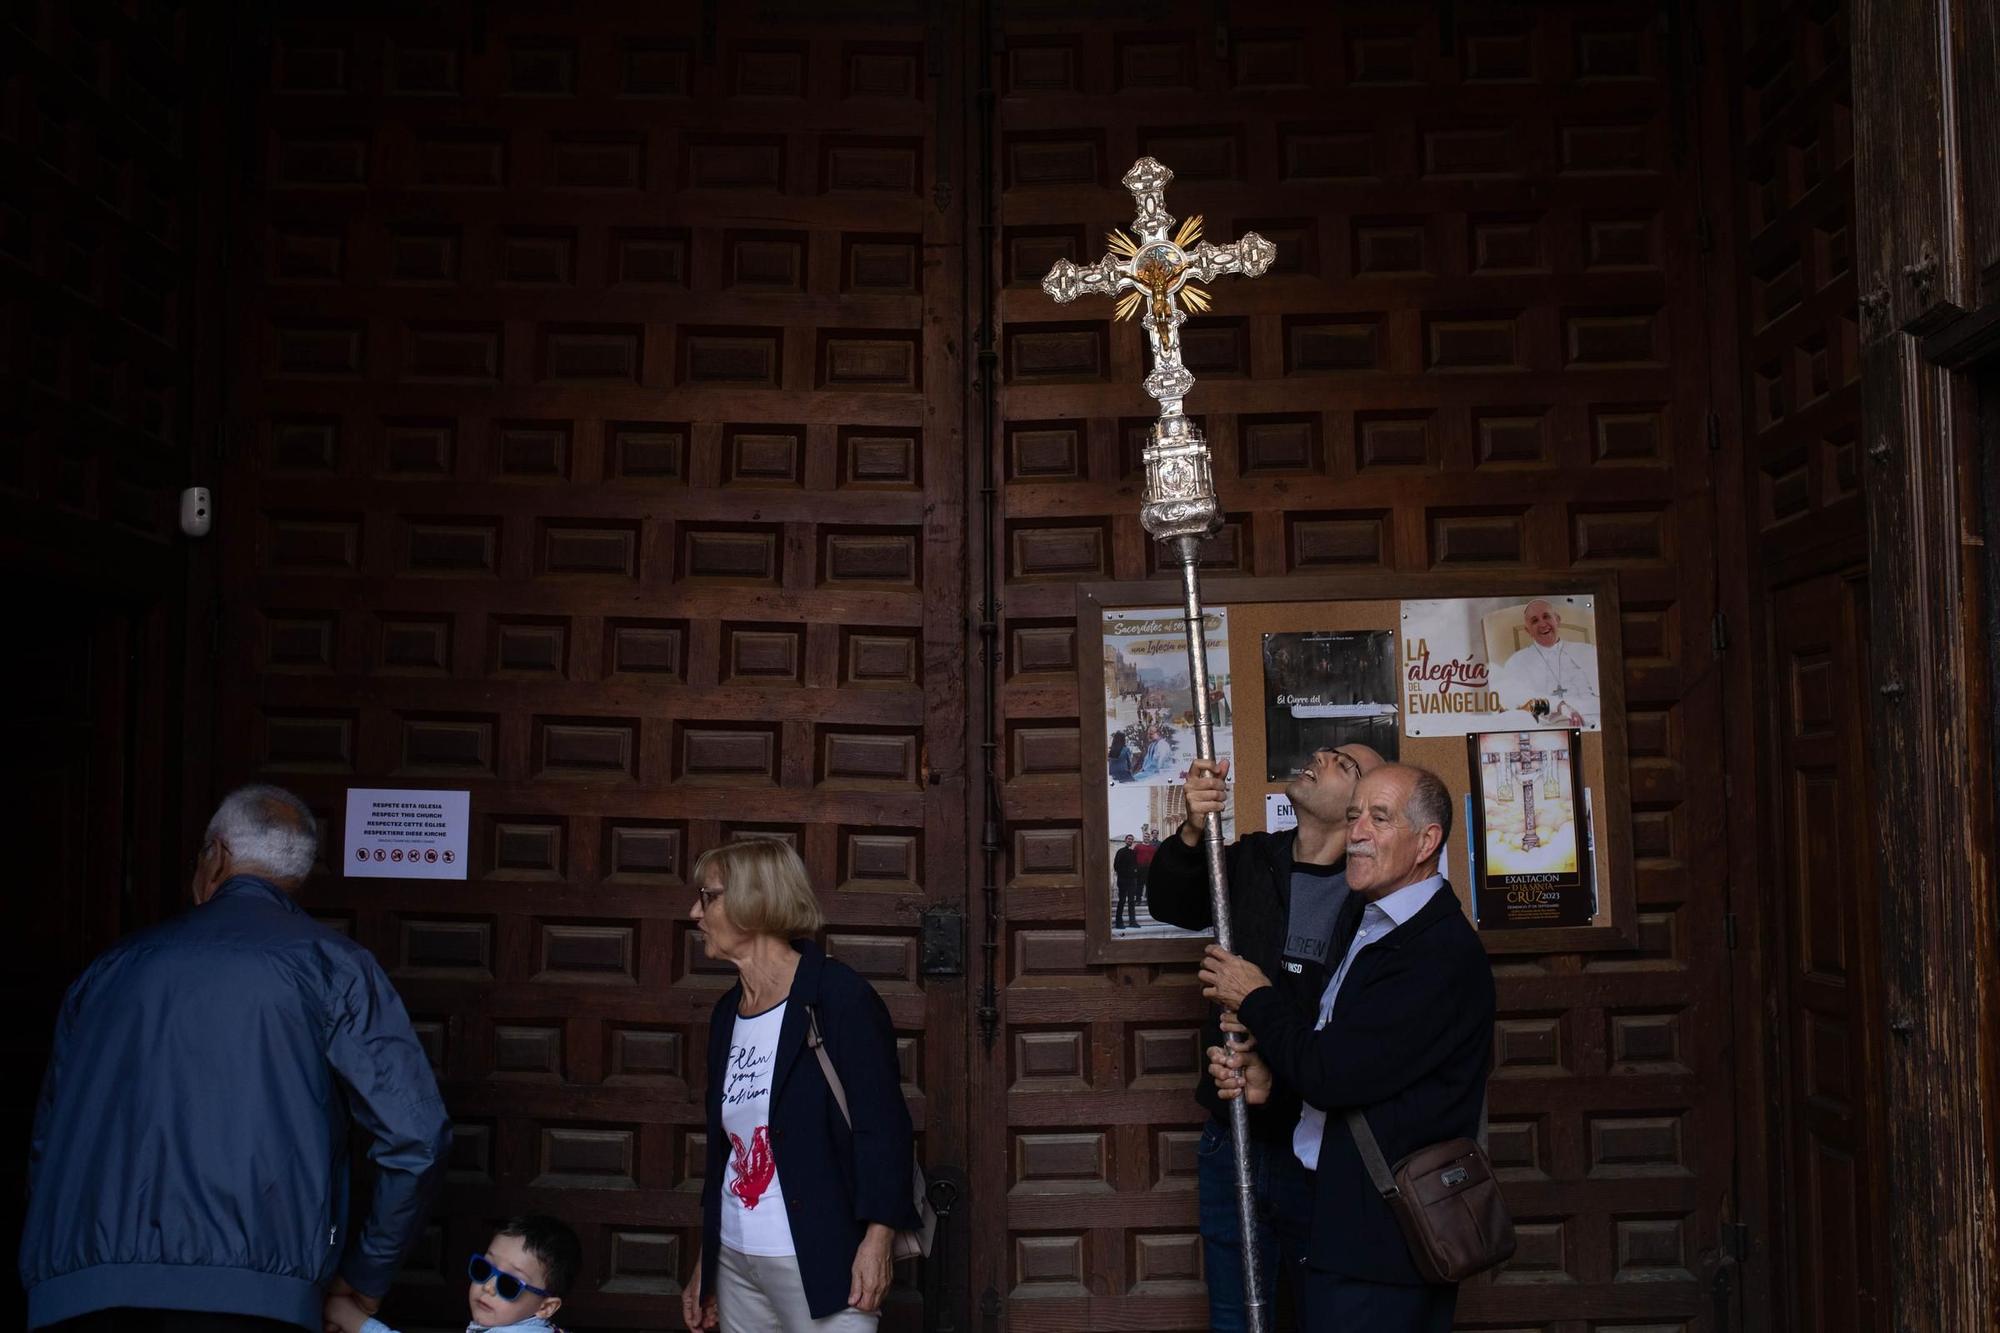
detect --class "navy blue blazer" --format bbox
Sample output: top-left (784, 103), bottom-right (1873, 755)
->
top-left (700, 940), bottom-right (920, 1318)
top-left (1238, 882), bottom-right (1496, 1287)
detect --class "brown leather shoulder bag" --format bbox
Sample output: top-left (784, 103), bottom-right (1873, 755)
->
top-left (1344, 1108), bottom-right (1515, 1283)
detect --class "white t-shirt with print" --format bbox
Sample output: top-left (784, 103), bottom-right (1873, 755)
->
top-left (719, 1001), bottom-right (796, 1256)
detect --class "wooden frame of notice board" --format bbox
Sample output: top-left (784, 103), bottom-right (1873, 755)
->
top-left (1077, 572), bottom-right (1638, 963)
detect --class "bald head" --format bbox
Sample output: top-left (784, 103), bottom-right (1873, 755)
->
top-left (1286, 740), bottom-right (1387, 830)
top-left (1340, 742), bottom-right (1386, 775)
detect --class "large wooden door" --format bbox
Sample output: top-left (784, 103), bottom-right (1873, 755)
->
top-left (223, 6), bottom-right (966, 1327)
top-left (1732, 0), bottom-right (1887, 1326)
top-left (981, 5), bottom-right (1738, 1328)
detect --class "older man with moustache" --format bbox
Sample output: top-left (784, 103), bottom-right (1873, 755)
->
top-left (1146, 742), bottom-right (1383, 1332)
top-left (1200, 764), bottom-right (1495, 1333)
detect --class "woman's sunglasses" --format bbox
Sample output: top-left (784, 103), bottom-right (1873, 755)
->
top-left (468, 1252), bottom-right (550, 1302)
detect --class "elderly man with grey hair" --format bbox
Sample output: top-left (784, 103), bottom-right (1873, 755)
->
top-left (1199, 764), bottom-right (1496, 1332)
top-left (19, 785), bottom-right (451, 1333)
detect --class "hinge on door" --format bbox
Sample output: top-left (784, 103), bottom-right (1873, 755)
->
top-left (1706, 412), bottom-right (1722, 452)
top-left (1723, 913), bottom-right (1737, 949)
top-left (1722, 1221), bottom-right (1750, 1261)
top-left (1696, 212), bottom-right (1714, 254)
top-left (1711, 611), bottom-right (1729, 652)
top-left (921, 903), bottom-right (965, 977)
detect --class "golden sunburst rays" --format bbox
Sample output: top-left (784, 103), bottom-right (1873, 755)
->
top-left (1107, 216), bottom-right (1205, 256)
top-left (1104, 216), bottom-right (1211, 321)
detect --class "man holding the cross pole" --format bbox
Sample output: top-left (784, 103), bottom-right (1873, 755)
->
top-left (1147, 744), bottom-right (1383, 1330)
top-left (1201, 765), bottom-right (1498, 1332)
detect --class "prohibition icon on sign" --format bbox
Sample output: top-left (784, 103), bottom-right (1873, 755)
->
top-left (373, 848), bottom-right (387, 862)
top-left (390, 848), bottom-right (404, 863)
top-left (424, 848), bottom-right (438, 863)
top-left (355, 848), bottom-right (367, 862)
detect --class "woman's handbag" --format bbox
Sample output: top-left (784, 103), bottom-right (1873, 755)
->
top-left (1344, 1108), bottom-right (1515, 1283)
top-left (807, 1009), bottom-right (938, 1261)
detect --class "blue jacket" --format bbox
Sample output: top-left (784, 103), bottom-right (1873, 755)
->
top-left (701, 940), bottom-right (920, 1319)
top-left (19, 876), bottom-right (452, 1329)
top-left (1239, 882), bottom-right (1496, 1287)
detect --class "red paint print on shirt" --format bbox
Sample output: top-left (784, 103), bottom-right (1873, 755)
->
top-left (728, 1127), bottom-right (776, 1209)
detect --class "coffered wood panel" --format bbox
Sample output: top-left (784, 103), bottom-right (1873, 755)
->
top-left (219, 5), bottom-right (964, 1328)
top-left (981, 6), bottom-right (1735, 1329)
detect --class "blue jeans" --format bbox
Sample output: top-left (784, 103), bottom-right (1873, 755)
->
top-left (1196, 1118), bottom-right (1314, 1332)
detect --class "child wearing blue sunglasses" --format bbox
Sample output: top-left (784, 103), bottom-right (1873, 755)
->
top-left (325, 1214), bottom-right (582, 1333)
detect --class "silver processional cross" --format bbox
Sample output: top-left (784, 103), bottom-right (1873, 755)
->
top-left (1044, 157), bottom-right (1275, 1332)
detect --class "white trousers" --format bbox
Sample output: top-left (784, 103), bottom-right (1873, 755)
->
top-left (716, 1244), bottom-right (882, 1333)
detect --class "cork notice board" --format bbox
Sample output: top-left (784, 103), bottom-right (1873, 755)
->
top-left (1078, 573), bottom-right (1638, 962)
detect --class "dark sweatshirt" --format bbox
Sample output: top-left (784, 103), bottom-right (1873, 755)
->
top-left (1145, 826), bottom-right (1347, 1144)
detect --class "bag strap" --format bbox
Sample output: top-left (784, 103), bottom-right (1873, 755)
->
top-left (1346, 1082), bottom-right (1493, 1199)
top-left (1343, 1111), bottom-right (1400, 1201)
top-left (806, 1008), bottom-right (853, 1128)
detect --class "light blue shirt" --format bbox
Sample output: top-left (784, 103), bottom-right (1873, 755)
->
top-left (1292, 874), bottom-right (1445, 1171)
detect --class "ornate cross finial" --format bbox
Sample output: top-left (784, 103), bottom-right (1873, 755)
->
top-left (1041, 157), bottom-right (1275, 541)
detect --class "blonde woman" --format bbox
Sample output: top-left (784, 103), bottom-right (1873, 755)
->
top-left (679, 840), bottom-right (918, 1332)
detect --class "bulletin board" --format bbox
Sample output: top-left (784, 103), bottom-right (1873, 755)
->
top-left (1077, 572), bottom-right (1638, 962)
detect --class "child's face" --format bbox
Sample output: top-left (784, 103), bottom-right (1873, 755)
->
top-left (469, 1232), bottom-right (558, 1327)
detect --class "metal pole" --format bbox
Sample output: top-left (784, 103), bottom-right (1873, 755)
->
top-left (1039, 157), bottom-right (1276, 1333)
top-left (1174, 535), bottom-right (1267, 1333)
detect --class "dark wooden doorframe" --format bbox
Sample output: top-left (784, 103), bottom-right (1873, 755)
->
top-left (1849, 0), bottom-right (2000, 1323)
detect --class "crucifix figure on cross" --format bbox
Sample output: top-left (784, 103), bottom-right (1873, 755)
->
top-left (1043, 157), bottom-right (1276, 1333)
top-left (1042, 157), bottom-right (1275, 543)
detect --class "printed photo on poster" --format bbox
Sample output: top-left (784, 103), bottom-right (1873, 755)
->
top-left (1402, 595), bottom-right (1602, 736)
top-left (1261, 630), bottom-right (1400, 781)
top-left (1467, 729), bottom-right (1596, 929)
top-left (1105, 783), bottom-right (1231, 939)
top-left (1103, 607), bottom-right (1234, 788)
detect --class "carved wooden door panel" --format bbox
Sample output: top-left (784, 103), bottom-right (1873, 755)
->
top-left (1769, 574), bottom-right (1883, 1332)
top-left (221, 7), bottom-right (965, 1328)
top-left (981, 5), bottom-right (1736, 1329)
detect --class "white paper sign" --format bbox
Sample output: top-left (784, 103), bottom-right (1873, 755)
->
top-left (343, 788), bottom-right (470, 879)
top-left (1266, 793), bottom-right (1297, 832)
